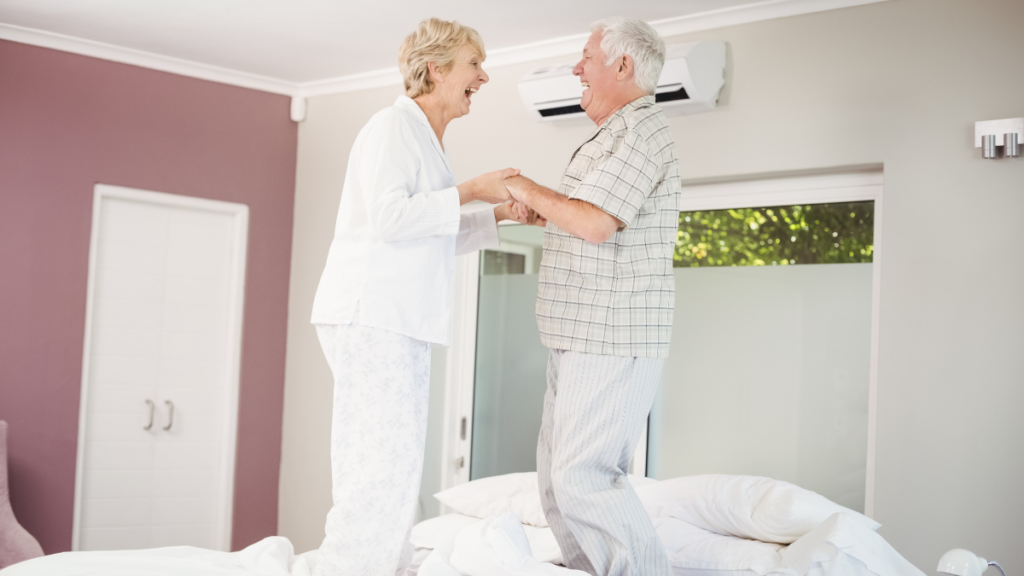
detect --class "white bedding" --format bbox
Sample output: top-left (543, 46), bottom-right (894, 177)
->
top-left (413, 512), bottom-right (926, 576)
top-left (0, 536), bottom-right (317, 576)
top-left (0, 514), bottom-right (924, 576)
top-left (2, 473), bottom-right (925, 576)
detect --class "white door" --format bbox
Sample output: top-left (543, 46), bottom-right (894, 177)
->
top-left (73, 184), bottom-right (248, 551)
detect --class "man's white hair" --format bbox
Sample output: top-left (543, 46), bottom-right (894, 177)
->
top-left (590, 17), bottom-right (666, 94)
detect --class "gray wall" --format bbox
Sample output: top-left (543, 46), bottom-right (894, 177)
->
top-left (281, 0), bottom-right (1024, 569)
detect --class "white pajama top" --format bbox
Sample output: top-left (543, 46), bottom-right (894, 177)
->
top-left (311, 95), bottom-right (499, 345)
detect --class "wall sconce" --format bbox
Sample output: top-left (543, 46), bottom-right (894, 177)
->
top-left (938, 549), bottom-right (1006, 576)
top-left (975, 118), bottom-right (1023, 159)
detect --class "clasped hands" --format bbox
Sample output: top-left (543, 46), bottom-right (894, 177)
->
top-left (465, 168), bottom-right (546, 227)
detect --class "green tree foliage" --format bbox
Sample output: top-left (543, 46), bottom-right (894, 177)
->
top-left (674, 202), bottom-right (874, 267)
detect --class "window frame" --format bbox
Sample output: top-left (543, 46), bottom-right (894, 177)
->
top-left (442, 170), bottom-right (884, 518)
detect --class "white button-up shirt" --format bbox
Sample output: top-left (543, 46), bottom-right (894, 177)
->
top-left (311, 96), bottom-right (499, 345)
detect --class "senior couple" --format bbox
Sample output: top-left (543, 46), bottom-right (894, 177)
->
top-left (310, 16), bottom-right (682, 576)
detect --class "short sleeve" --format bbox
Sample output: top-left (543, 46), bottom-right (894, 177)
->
top-left (568, 130), bottom-right (658, 229)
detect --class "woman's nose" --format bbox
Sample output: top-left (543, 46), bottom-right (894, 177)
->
top-left (481, 68), bottom-right (490, 83)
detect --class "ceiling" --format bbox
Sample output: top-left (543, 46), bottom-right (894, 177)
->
top-left (0, 0), bottom-right (886, 95)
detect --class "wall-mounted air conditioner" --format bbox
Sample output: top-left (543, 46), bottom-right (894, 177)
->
top-left (518, 41), bottom-right (726, 122)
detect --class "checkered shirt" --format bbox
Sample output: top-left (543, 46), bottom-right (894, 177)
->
top-left (536, 95), bottom-right (681, 358)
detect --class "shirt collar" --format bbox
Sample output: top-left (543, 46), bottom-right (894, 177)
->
top-left (394, 95), bottom-right (451, 171)
top-left (394, 95), bottom-right (431, 128)
top-left (574, 95), bottom-right (657, 157)
top-left (598, 94), bottom-right (656, 130)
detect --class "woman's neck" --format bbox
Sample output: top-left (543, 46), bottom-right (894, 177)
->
top-left (412, 93), bottom-right (452, 150)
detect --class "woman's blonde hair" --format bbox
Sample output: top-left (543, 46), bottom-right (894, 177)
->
top-left (398, 18), bottom-right (486, 99)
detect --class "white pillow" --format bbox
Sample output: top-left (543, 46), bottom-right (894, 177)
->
top-left (434, 472), bottom-right (537, 522)
top-left (654, 516), bottom-right (784, 575)
top-left (435, 472), bottom-right (657, 528)
top-left (411, 513), bottom-right (480, 550)
top-left (635, 474), bottom-right (880, 544)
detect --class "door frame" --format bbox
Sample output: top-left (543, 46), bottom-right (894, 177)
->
top-left (72, 184), bottom-right (249, 551)
top-left (444, 169), bottom-right (884, 518)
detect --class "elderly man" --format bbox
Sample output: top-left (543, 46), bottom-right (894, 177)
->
top-left (505, 17), bottom-right (681, 576)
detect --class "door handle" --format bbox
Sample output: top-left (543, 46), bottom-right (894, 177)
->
top-left (144, 399), bottom-right (155, 431)
top-left (163, 400), bottom-right (174, 431)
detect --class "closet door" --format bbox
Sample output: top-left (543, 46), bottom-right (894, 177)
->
top-left (73, 185), bottom-right (248, 551)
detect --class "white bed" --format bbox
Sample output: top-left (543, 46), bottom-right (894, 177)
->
top-left (0, 536), bottom-right (316, 576)
top-left (1, 473), bottom-right (926, 576)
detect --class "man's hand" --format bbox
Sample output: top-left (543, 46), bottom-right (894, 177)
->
top-left (458, 168), bottom-right (520, 205)
top-left (504, 175), bottom-right (531, 203)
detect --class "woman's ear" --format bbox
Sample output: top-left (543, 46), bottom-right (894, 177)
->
top-left (427, 61), bottom-right (446, 85)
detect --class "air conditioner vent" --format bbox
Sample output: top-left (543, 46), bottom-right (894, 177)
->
top-left (654, 85), bottom-right (689, 103)
top-left (538, 104), bottom-right (585, 118)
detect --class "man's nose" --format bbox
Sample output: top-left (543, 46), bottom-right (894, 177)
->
top-left (572, 60), bottom-right (584, 76)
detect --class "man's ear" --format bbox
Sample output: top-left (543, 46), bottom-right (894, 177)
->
top-left (616, 55), bottom-right (634, 82)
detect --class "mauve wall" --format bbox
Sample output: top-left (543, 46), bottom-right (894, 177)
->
top-left (0, 39), bottom-right (296, 553)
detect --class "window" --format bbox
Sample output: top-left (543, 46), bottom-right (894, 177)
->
top-left (675, 202), bottom-right (874, 267)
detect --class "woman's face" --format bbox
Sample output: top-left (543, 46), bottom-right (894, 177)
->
top-left (439, 43), bottom-right (489, 119)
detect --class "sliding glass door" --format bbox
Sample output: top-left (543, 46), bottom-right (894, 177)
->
top-left (470, 225), bottom-right (546, 480)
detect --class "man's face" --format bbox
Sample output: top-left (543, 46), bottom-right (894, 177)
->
top-left (572, 30), bottom-right (617, 117)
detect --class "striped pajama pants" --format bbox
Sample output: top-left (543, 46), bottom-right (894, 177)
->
top-left (537, 349), bottom-right (671, 576)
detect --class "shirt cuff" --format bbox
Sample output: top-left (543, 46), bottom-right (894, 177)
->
top-left (475, 208), bottom-right (500, 250)
top-left (455, 207), bottom-right (500, 256)
top-left (437, 186), bottom-right (462, 236)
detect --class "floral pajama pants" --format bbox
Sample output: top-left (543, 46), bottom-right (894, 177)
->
top-left (313, 322), bottom-right (432, 576)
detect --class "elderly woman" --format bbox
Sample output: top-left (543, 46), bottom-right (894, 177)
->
top-left (309, 18), bottom-right (531, 576)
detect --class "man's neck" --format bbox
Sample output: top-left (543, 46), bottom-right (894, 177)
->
top-left (587, 89), bottom-right (649, 127)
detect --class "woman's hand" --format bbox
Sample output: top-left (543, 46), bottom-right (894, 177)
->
top-left (458, 168), bottom-right (520, 205)
top-left (495, 200), bottom-right (547, 227)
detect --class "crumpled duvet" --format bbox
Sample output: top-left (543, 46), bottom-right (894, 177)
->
top-left (417, 513), bottom-right (926, 576)
top-left (0, 513), bottom-right (923, 576)
top-left (1, 516), bottom-right (573, 576)
top-left (419, 513), bottom-right (586, 576)
top-left (0, 536), bottom-right (318, 576)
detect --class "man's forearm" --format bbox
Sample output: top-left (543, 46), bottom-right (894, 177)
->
top-left (509, 176), bottom-right (620, 244)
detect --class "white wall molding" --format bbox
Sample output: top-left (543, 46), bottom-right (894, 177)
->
top-left (2, 0), bottom-right (889, 98)
top-left (301, 0), bottom-right (889, 96)
top-left (299, 67), bottom-right (404, 98)
top-left (652, 0), bottom-right (889, 38)
top-left (0, 22), bottom-right (298, 96)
